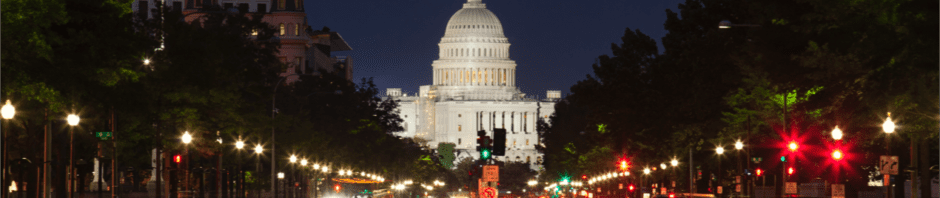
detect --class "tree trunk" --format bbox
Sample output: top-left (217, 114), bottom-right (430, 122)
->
top-left (918, 140), bottom-right (930, 198)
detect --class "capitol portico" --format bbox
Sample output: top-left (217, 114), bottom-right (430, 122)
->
top-left (386, 0), bottom-right (559, 171)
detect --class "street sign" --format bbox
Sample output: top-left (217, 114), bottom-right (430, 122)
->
top-left (880, 155), bottom-right (898, 175)
top-left (832, 184), bottom-right (845, 198)
top-left (884, 175), bottom-right (890, 186)
top-left (751, 157), bottom-right (763, 163)
top-left (785, 182), bottom-right (798, 194)
top-left (482, 187), bottom-right (497, 198)
top-left (482, 165), bottom-right (499, 182)
top-left (95, 132), bottom-right (112, 140)
top-left (717, 186), bottom-right (723, 194)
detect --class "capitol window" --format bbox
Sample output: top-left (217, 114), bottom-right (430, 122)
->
top-left (279, 23), bottom-right (285, 35)
top-left (278, 0), bottom-right (285, 9)
top-left (294, 24), bottom-right (299, 35)
top-left (458, 125), bottom-right (462, 131)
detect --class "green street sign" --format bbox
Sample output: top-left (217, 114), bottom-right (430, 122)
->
top-left (95, 132), bottom-right (112, 140)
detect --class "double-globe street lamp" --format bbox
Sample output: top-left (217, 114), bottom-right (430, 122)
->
top-left (254, 144), bottom-right (263, 198)
top-left (716, 146), bottom-right (725, 197)
top-left (182, 132), bottom-right (193, 196)
top-left (882, 113), bottom-right (895, 198)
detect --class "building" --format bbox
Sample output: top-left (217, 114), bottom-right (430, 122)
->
top-left (385, 0), bottom-right (559, 171)
top-left (131, 0), bottom-right (353, 82)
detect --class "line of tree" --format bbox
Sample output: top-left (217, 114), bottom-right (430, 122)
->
top-left (2, 0), bottom-right (449, 197)
top-left (539, 0), bottom-right (937, 197)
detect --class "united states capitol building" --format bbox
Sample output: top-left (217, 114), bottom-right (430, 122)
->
top-left (385, 0), bottom-right (560, 171)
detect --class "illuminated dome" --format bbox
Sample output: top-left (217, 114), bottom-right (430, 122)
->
top-left (432, 0), bottom-right (518, 101)
top-left (442, 0), bottom-right (507, 40)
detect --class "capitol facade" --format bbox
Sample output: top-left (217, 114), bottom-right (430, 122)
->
top-left (386, 0), bottom-right (560, 170)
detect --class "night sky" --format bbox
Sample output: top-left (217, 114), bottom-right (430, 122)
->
top-left (304, 0), bottom-right (686, 97)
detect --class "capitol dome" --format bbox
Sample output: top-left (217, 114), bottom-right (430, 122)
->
top-left (442, 0), bottom-right (506, 39)
top-left (431, 0), bottom-right (518, 101)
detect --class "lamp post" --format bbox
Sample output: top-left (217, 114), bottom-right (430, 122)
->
top-left (182, 132), bottom-right (193, 197)
top-left (734, 141), bottom-right (743, 197)
top-left (254, 145), bottom-right (263, 198)
top-left (67, 114), bottom-right (80, 198)
top-left (236, 140), bottom-right (245, 198)
top-left (289, 155), bottom-right (297, 198)
top-left (716, 146), bottom-right (725, 197)
top-left (882, 113), bottom-right (895, 198)
top-left (300, 159), bottom-right (307, 198)
top-left (2, 100), bottom-right (16, 197)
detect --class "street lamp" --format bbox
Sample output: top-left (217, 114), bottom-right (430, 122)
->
top-left (0, 100), bottom-right (12, 196)
top-left (236, 140), bottom-right (245, 150)
top-left (716, 146), bottom-right (725, 197)
top-left (255, 144), bottom-right (263, 154)
top-left (182, 131), bottom-right (193, 144)
top-left (235, 140), bottom-right (246, 198)
top-left (734, 141), bottom-right (743, 150)
top-left (832, 126), bottom-right (843, 140)
top-left (181, 131), bottom-right (193, 197)
top-left (67, 114), bottom-right (79, 198)
top-left (670, 159), bottom-right (678, 167)
top-left (787, 142), bottom-right (798, 152)
top-left (882, 112), bottom-right (894, 198)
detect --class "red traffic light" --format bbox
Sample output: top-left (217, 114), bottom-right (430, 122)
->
top-left (832, 150), bottom-right (843, 160)
top-left (628, 184), bottom-right (635, 192)
top-left (582, 175), bottom-right (587, 180)
top-left (174, 155), bottom-right (182, 163)
top-left (620, 160), bottom-right (629, 170)
top-left (334, 184), bottom-right (341, 192)
top-left (788, 141), bottom-right (799, 152)
top-left (787, 167), bottom-right (794, 175)
top-left (755, 168), bottom-right (763, 176)
top-left (669, 193), bottom-right (675, 198)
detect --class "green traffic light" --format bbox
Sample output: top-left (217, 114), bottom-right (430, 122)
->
top-left (481, 149), bottom-right (491, 159)
top-left (780, 156), bottom-right (786, 162)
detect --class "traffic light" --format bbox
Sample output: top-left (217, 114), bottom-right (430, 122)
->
top-left (481, 149), bottom-right (491, 160)
top-left (831, 149), bottom-right (843, 161)
top-left (755, 168), bottom-right (763, 176)
top-left (628, 184), bottom-right (635, 192)
top-left (476, 130), bottom-right (486, 151)
top-left (334, 184), bottom-right (341, 192)
top-left (788, 141), bottom-right (799, 152)
top-left (174, 154), bottom-right (182, 164)
top-left (787, 167), bottom-right (794, 175)
top-left (492, 128), bottom-right (506, 156)
top-left (780, 156), bottom-right (786, 162)
top-left (582, 175), bottom-right (587, 180)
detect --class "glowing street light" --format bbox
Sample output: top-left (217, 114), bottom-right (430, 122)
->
top-left (1, 100), bottom-right (16, 119)
top-left (181, 131), bottom-right (193, 144)
top-left (716, 146), bottom-right (725, 155)
top-left (254, 144), bottom-right (263, 154)
top-left (832, 126), bottom-right (843, 140)
top-left (300, 159), bottom-right (308, 166)
top-left (643, 168), bottom-right (650, 175)
top-left (670, 159), bottom-right (678, 167)
top-left (882, 113), bottom-right (895, 134)
top-left (278, 172), bottom-right (285, 179)
top-left (289, 155), bottom-right (297, 163)
top-left (734, 141), bottom-right (744, 150)
top-left (660, 163), bottom-right (667, 170)
top-left (313, 164), bottom-right (320, 170)
top-left (67, 115), bottom-right (80, 126)
top-left (788, 142), bottom-right (799, 152)
top-left (235, 140), bottom-right (245, 150)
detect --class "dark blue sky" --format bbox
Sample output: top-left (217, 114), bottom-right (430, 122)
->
top-left (305, 0), bottom-right (685, 97)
